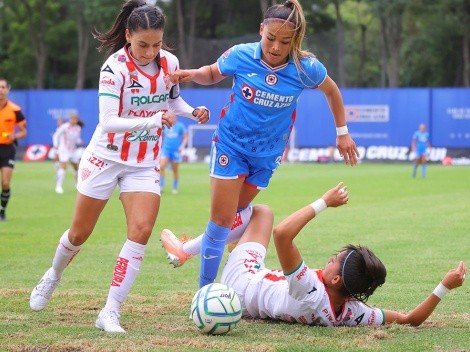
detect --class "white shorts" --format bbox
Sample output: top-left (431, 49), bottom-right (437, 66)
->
top-left (76, 150), bottom-right (160, 200)
top-left (220, 242), bottom-right (268, 318)
top-left (57, 147), bottom-right (84, 164)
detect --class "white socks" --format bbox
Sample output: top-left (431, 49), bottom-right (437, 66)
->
top-left (104, 239), bottom-right (146, 312)
top-left (51, 229), bottom-right (81, 280)
top-left (183, 205), bottom-right (253, 256)
top-left (56, 168), bottom-right (65, 188)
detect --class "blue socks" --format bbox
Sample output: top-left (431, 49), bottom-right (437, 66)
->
top-left (199, 220), bottom-right (230, 288)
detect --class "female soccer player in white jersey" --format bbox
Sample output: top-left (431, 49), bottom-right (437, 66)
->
top-left (221, 183), bottom-right (467, 327)
top-left (164, 0), bottom-right (360, 289)
top-left (29, 0), bottom-right (209, 333)
top-left (52, 113), bottom-right (84, 194)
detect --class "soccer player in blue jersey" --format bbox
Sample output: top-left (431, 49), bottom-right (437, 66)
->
top-left (411, 123), bottom-right (431, 178)
top-left (160, 117), bottom-right (188, 194)
top-left (163, 0), bottom-right (359, 288)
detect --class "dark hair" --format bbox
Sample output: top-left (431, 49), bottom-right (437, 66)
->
top-left (92, 0), bottom-right (167, 60)
top-left (0, 77), bottom-right (11, 89)
top-left (339, 244), bottom-right (386, 303)
top-left (263, 0), bottom-right (317, 88)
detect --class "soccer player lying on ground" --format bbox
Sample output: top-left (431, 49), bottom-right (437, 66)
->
top-left (216, 182), bottom-right (466, 326)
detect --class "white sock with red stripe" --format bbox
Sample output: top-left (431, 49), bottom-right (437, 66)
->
top-left (51, 229), bottom-right (81, 280)
top-left (183, 205), bottom-right (253, 256)
top-left (104, 239), bottom-right (146, 312)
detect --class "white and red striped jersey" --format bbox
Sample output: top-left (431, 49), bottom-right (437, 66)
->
top-left (87, 46), bottom-right (180, 167)
top-left (53, 122), bottom-right (82, 153)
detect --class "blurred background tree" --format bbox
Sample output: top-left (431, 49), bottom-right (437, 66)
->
top-left (0, 0), bottom-right (467, 89)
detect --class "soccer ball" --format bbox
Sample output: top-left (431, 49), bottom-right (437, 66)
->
top-left (190, 283), bottom-right (242, 335)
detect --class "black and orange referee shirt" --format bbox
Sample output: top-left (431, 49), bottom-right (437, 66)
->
top-left (0, 101), bottom-right (26, 145)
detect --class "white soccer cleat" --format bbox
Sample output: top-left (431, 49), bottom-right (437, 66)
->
top-left (30, 268), bottom-right (61, 311)
top-left (95, 309), bottom-right (126, 333)
top-left (55, 185), bottom-right (64, 194)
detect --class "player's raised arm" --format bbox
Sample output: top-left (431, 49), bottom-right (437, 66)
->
top-left (273, 182), bottom-right (349, 274)
top-left (171, 63), bottom-right (226, 85)
top-left (383, 261), bottom-right (467, 326)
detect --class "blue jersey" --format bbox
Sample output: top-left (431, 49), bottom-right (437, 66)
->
top-left (413, 130), bottom-right (429, 148)
top-left (216, 42), bottom-right (327, 157)
top-left (162, 122), bottom-right (187, 152)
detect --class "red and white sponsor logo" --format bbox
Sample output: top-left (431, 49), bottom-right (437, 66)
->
top-left (111, 257), bottom-right (129, 287)
top-left (295, 265), bottom-right (308, 281)
top-left (100, 76), bottom-right (115, 86)
top-left (368, 310), bottom-right (376, 325)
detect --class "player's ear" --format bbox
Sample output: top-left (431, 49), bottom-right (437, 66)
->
top-left (331, 274), bottom-right (342, 287)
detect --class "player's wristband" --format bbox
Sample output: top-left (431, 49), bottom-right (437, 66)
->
top-left (432, 282), bottom-right (450, 299)
top-left (336, 125), bottom-right (349, 136)
top-left (310, 198), bottom-right (327, 215)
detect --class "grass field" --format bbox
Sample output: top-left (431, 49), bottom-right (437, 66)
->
top-left (1, 161), bottom-right (469, 351)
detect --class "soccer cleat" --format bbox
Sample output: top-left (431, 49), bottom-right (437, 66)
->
top-left (55, 185), bottom-right (64, 194)
top-left (0, 209), bottom-right (5, 221)
top-left (171, 189), bottom-right (178, 194)
top-left (160, 229), bottom-right (192, 268)
top-left (95, 309), bottom-right (126, 333)
top-left (30, 268), bottom-right (61, 311)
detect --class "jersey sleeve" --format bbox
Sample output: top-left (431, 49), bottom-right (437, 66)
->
top-left (217, 45), bottom-right (240, 77)
top-left (285, 261), bottom-right (321, 302)
top-left (346, 302), bottom-right (384, 326)
top-left (302, 57), bottom-right (327, 89)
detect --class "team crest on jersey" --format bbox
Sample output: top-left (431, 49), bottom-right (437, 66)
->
top-left (218, 154), bottom-right (229, 166)
top-left (265, 73), bottom-right (278, 86)
top-left (101, 65), bottom-right (114, 74)
top-left (241, 84), bottom-right (255, 102)
top-left (117, 54), bottom-right (126, 62)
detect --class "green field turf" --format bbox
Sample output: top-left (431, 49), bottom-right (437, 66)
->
top-left (1, 161), bottom-right (469, 351)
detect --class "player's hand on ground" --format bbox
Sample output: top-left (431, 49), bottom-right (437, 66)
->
top-left (162, 113), bottom-right (176, 129)
top-left (192, 106), bottom-right (210, 124)
top-left (322, 182), bottom-right (349, 208)
top-left (441, 261), bottom-right (467, 290)
top-left (337, 134), bottom-right (360, 166)
top-left (170, 70), bottom-right (194, 84)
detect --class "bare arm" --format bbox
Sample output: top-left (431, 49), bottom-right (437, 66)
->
top-left (171, 63), bottom-right (226, 86)
top-left (179, 132), bottom-right (189, 152)
top-left (318, 76), bottom-right (359, 166)
top-left (273, 182), bottom-right (349, 274)
top-left (383, 261), bottom-right (467, 326)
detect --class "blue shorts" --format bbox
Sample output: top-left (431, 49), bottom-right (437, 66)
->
top-left (162, 149), bottom-right (182, 163)
top-left (415, 145), bottom-right (427, 158)
top-left (209, 141), bottom-right (283, 189)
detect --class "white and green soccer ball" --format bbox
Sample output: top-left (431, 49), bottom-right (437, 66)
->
top-left (190, 283), bottom-right (242, 335)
